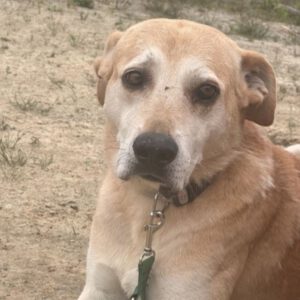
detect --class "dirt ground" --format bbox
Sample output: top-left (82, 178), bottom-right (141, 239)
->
top-left (0, 1), bottom-right (299, 299)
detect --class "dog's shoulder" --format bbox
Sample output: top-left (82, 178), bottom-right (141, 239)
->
top-left (232, 124), bottom-right (300, 300)
top-left (272, 144), bottom-right (300, 193)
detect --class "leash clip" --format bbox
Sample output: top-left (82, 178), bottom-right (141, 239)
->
top-left (142, 192), bottom-right (168, 258)
top-left (130, 192), bottom-right (168, 300)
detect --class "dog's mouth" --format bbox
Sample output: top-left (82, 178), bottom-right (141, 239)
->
top-left (140, 172), bottom-right (189, 200)
top-left (117, 159), bottom-right (183, 192)
top-left (139, 172), bottom-right (180, 197)
top-left (141, 174), bottom-right (163, 183)
top-left (137, 169), bottom-right (181, 194)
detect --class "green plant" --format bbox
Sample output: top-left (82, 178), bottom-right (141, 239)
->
top-left (114, 18), bottom-right (127, 31)
top-left (67, 82), bottom-right (79, 102)
top-left (288, 104), bottom-right (297, 141)
top-left (72, 0), bottom-right (94, 9)
top-left (144, 0), bottom-right (181, 18)
top-left (115, 0), bottom-right (131, 9)
top-left (11, 96), bottom-right (52, 116)
top-left (11, 97), bottom-right (38, 112)
top-left (287, 30), bottom-right (300, 45)
top-left (0, 116), bottom-right (10, 131)
top-left (0, 132), bottom-right (27, 169)
top-left (47, 74), bottom-right (66, 89)
top-left (85, 73), bottom-right (96, 86)
top-left (79, 11), bottom-right (89, 21)
top-left (230, 18), bottom-right (270, 40)
top-left (37, 0), bottom-right (44, 14)
top-left (5, 66), bottom-right (11, 75)
top-left (47, 19), bottom-right (61, 37)
top-left (69, 33), bottom-right (84, 48)
top-left (278, 85), bottom-right (287, 102)
top-left (36, 153), bottom-right (54, 170)
top-left (260, 0), bottom-right (279, 10)
top-left (22, 14), bottom-right (31, 23)
top-left (48, 4), bottom-right (64, 13)
top-left (197, 15), bottom-right (222, 30)
top-left (184, 0), bottom-right (300, 26)
top-left (30, 136), bottom-right (41, 147)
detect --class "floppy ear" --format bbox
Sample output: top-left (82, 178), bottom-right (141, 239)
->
top-left (94, 31), bottom-right (123, 105)
top-left (240, 50), bottom-right (276, 126)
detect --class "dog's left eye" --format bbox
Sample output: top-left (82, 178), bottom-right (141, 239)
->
top-left (192, 83), bottom-right (220, 105)
top-left (122, 69), bottom-right (145, 89)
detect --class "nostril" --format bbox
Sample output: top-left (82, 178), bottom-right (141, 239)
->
top-left (133, 132), bottom-right (178, 166)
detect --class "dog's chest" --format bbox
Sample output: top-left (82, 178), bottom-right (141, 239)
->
top-left (111, 225), bottom-right (211, 299)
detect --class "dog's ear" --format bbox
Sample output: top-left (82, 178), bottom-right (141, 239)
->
top-left (94, 31), bottom-right (123, 105)
top-left (240, 50), bottom-right (276, 126)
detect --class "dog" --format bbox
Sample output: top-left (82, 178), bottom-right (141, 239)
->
top-left (78, 19), bottom-right (300, 300)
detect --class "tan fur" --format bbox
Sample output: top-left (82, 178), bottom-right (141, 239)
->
top-left (79, 19), bottom-right (300, 300)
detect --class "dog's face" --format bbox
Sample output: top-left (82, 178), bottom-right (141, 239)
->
top-left (95, 19), bottom-right (276, 192)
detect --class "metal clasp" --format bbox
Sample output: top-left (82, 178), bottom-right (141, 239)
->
top-left (130, 192), bottom-right (169, 300)
top-left (141, 192), bottom-right (168, 260)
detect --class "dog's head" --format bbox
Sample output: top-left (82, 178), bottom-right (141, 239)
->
top-left (95, 19), bottom-right (276, 192)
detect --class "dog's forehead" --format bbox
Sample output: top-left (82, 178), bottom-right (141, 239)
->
top-left (115, 19), bottom-right (241, 71)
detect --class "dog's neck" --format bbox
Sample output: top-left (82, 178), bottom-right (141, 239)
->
top-left (163, 149), bottom-right (239, 206)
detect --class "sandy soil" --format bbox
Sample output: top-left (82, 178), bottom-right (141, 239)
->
top-left (0, 1), bottom-right (299, 299)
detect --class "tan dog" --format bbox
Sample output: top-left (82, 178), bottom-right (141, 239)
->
top-left (79, 19), bottom-right (300, 300)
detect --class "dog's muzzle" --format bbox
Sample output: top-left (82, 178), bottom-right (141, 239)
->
top-left (132, 132), bottom-right (178, 182)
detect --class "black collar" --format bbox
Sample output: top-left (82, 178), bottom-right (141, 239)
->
top-left (159, 178), bottom-right (212, 207)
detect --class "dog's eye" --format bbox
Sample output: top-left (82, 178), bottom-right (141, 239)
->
top-left (192, 84), bottom-right (219, 105)
top-left (122, 69), bottom-right (145, 89)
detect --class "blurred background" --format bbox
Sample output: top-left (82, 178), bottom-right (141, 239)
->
top-left (0, 0), bottom-right (299, 299)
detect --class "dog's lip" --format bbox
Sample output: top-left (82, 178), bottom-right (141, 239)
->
top-left (140, 174), bottom-right (163, 183)
top-left (118, 169), bottom-right (164, 183)
top-left (134, 165), bottom-right (166, 183)
top-left (120, 168), bottom-right (181, 194)
top-left (119, 164), bottom-right (174, 186)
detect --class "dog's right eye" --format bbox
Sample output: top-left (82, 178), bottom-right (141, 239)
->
top-left (122, 69), bottom-right (145, 89)
top-left (191, 83), bottom-right (220, 105)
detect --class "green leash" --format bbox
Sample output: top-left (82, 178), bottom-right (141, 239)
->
top-left (130, 254), bottom-right (155, 300)
top-left (130, 192), bottom-right (168, 300)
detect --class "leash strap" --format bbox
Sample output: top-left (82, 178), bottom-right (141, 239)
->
top-left (130, 254), bottom-right (155, 300)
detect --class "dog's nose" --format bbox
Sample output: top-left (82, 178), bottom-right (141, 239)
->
top-left (133, 132), bottom-right (178, 166)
